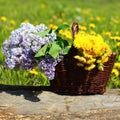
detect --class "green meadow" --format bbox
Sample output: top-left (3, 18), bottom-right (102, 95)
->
top-left (0, 0), bottom-right (120, 87)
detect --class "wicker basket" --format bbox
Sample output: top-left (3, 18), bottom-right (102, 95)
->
top-left (50, 22), bottom-right (116, 95)
top-left (50, 51), bottom-right (116, 95)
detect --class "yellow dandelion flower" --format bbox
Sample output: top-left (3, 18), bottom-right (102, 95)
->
top-left (96, 16), bottom-right (101, 22)
top-left (76, 63), bottom-right (84, 67)
top-left (40, 3), bottom-right (46, 9)
top-left (96, 59), bottom-right (102, 63)
top-left (61, 13), bottom-right (65, 17)
top-left (85, 64), bottom-right (96, 71)
top-left (112, 69), bottom-right (119, 76)
top-left (115, 32), bottom-right (119, 35)
top-left (29, 69), bottom-right (38, 75)
top-left (89, 23), bottom-right (96, 28)
top-left (84, 54), bottom-right (92, 59)
top-left (58, 18), bottom-right (63, 23)
top-left (74, 55), bottom-right (86, 63)
top-left (114, 62), bottom-right (120, 69)
top-left (89, 17), bottom-right (94, 21)
top-left (116, 36), bottom-right (120, 41)
top-left (90, 31), bottom-right (96, 35)
top-left (0, 16), bottom-right (7, 22)
top-left (74, 31), bottom-right (89, 49)
top-left (73, 30), bottom-right (111, 71)
top-left (111, 36), bottom-right (120, 41)
top-left (82, 9), bottom-right (91, 14)
top-left (86, 58), bottom-right (96, 64)
top-left (23, 19), bottom-right (29, 23)
top-left (105, 32), bottom-right (111, 37)
top-left (79, 25), bottom-right (87, 31)
top-left (48, 24), bottom-right (58, 30)
top-left (10, 20), bottom-right (15, 25)
top-left (58, 29), bottom-right (72, 40)
top-left (117, 42), bottom-right (120, 48)
top-left (113, 19), bottom-right (119, 24)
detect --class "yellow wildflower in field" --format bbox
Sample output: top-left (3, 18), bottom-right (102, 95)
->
top-left (112, 68), bottom-right (119, 76)
top-left (29, 69), bottom-right (38, 75)
top-left (58, 18), bottom-right (63, 23)
top-left (89, 23), bottom-right (96, 28)
top-left (105, 32), bottom-right (111, 37)
top-left (117, 42), bottom-right (120, 47)
top-left (96, 16), bottom-right (101, 22)
top-left (114, 62), bottom-right (120, 69)
top-left (10, 20), bottom-right (16, 25)
top-left (0, 16), bottom-right (7, 22)
top-left (82, 9), bottom-right (91, 14)
top-left (113, 18), bottom-right (119, 24)
top-left (48, 24), bottom-right (72, 41)
top-left (89, 17), bottom-right (94, 21)
top-left (90, 31), bottom-right (96, 35)
top-left (58, 29), bottom-right (72, 41)
top-left (111, 36), bottom-right (120, 41)
top-left (40, 3), bottom-right (46, 9)
top-left (48, 24), bottom-right (58, 30)
top-left (61, 13), bottom-right (65, 17)
top-left (23, 19), bottom-right (29, 23)
top-left (79, 25), bottom-right (87, 31)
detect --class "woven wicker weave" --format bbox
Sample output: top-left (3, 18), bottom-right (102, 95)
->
top-left (50, 22), bottom-right (116, 95)
top-left (50, 51), bottom-right (116, 95)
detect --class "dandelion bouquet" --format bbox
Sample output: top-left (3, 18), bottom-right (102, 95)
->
top-left (73, 31), bottom-right (112, 71)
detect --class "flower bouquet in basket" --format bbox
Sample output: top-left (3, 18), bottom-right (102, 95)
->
top-left (2, 22), bottom-right (116, 94)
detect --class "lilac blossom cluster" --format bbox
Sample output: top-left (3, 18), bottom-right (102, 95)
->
top-left (2, 23), bottom-right (63, 80)
top-left (38, 55), bottom-right (63, 80)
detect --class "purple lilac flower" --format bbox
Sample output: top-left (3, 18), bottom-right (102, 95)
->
top-left (2, 22), bottom-right (65, 80)
top-left (2, 23), bottom-right (56, 70)
top-left (38, 55), bottom-right (63, 80)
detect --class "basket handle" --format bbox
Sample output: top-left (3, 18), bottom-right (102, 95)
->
top-left (72, 22), bottom-right (79, 39)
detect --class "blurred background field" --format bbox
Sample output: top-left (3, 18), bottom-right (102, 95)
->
top-left (0, 0), bottom-right (120, 88)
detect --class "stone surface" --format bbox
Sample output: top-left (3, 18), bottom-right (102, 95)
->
top-left (0, 89), bottom-right (120, 119)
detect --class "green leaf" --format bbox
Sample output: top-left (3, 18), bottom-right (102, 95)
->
top-left (56, 36), bottom-right (69, 48)
top-left (37, 29), bottom-right (52, 38)
top-left (118, 55), bottom-right (120, 62)
top-left (34, 45), bottom-right (48, 58)
top-left (62, 47), bottom-right (71, 55)
top-left (49, 42), bottom-right (62, 59)
top-left (56, 24), bottom-right (70, 33)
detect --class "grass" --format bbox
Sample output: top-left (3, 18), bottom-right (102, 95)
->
top-left (0, 0), bottom-right (120, 87)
